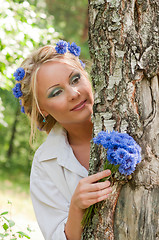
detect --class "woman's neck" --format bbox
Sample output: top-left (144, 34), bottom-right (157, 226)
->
top-left (62, 121), bottom-right (93, 146)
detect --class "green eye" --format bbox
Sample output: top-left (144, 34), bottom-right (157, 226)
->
top-left (71, 73), bottom-right (80, 85)
top-left (48, 88), bottom-right (63, 98)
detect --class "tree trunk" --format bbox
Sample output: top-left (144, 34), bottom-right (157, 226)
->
top-left (82, 0), bottom-right (159, 239)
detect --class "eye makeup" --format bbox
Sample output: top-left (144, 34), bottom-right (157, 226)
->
top-left (47, 71), bottom-right (81, 98)
top-left (70, 73), bottom-right (81, 85)
top-left (48, 87), bottom-right (63, 98)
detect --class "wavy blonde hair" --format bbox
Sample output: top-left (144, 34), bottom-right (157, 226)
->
top-left (19, 45), bottom-right (89, 143)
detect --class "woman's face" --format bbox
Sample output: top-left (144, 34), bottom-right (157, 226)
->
top-left (37, 61), bottom-right (94, 127)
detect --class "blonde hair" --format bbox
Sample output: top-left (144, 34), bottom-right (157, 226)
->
top-left (19, 45), bottom-right (89, 143)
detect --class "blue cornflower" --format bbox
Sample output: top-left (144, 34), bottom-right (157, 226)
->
top-left (119, 164), bottom-right (136, 175)
top-left (12, 83), bottom-right (23, 98)
top-left (13, 67), bottom-right (25, 81)
top-left (55, 40), bottom-right (68, 54)
top-left (107, 148), bottom-right (118, 165)
top-left (19, 100), bottom-right (25, 113)
top-left (21, 106), bottom-right (25, 113)
top-left (114, 148), bottom-right (129, 164)
top-left (111, 133), bottom-right (126, 148)
top-left (93, 131), bottom-right (105, 144)
top-left (93, 131), bottom-right (110, 149)
top-left (119, 154), bottom-right (136, 175)
top-left (68, 42), bottom-right (81, 57)
top-left (118, 132), bottom-right (132, 140)
top-left (79, 60), bottom-right (85, 69)
top-left (126, 145), bottom-right (138, 155)
top-left (93, 130), bottom-right (141, 176)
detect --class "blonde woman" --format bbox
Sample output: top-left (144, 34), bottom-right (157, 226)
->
top-left (12, 41), bottom-right (112, 240)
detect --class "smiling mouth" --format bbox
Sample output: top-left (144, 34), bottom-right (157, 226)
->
top-left (70, 100), bottom-right (87, 111)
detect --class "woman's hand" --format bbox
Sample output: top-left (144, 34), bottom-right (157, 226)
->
top-left (65, 170), bottom-right (112, 240)
top-left (71, 169), bottom-right (112, 210)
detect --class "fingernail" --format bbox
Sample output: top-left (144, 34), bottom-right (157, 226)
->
top-left (106, 170), bottom-right (111, 175)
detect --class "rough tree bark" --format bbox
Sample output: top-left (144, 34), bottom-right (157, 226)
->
top-left (82, 0), bottom-right (159, 239)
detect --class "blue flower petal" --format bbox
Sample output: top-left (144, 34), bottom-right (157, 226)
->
top-left (12, 83), bottom-right (23, 98)
top-left (68, 42), bottom-right (81, 57)
top-left (21, 106), bottom-right (25, 114)
top-left (107, 148), bottom-right (118, 165)
top-left (79, 60), bottom-right (85, 69)
top-left (13, 67), bottom-right (25, 81)
top-left (55, 40), bottom-right (68, 54)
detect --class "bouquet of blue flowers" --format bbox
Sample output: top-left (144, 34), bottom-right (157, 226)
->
top-left (82, 130), bottom-right (141, 227)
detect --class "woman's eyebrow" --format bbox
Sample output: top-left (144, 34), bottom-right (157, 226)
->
top-left (47, 84), bottom-right (59, 91)
top-left (69, 69), bottom-right (76, 78)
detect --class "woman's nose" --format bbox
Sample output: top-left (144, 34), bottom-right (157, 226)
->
top-left (68, 86), bottom-right (80, 101)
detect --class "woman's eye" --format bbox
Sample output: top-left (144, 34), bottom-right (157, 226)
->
top-left (71, 73), bottom-right (80, 85)
top-left (48, 88), bottom-right (63, 98)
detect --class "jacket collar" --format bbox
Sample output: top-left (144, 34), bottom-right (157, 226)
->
top-left (38, 122), bottom-right (88, 178)
top-left (38, 122), bottom-right (68, 162)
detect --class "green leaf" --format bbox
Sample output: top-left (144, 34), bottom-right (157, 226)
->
top-left (3, 223), bottom-right (9, 231)
top-left (0, 211), bottom-right (8, 216)
top-left (17, 232), bottom-right (30, 239)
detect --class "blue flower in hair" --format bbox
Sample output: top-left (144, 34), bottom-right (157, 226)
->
top-left (13, 67), bottom-right (25, 81)
top-left (21, 106), bottom-right (25, 113)
top-left (19, 100), bottom-right (25, 113)
top-left (80, 60), bottom-right (85, 69)
top-left (12, 83), bottom-right (23, 98)
top-left (55, 40), bottom-right (68, 54)
top-left (68, 42), bottom-right (81, 57)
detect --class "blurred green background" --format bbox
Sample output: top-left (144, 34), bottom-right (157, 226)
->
top-left (0, 0), bottom-right (90, 238)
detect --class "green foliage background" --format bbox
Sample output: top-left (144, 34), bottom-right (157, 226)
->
top-left (0, 0), bottom-right (89, 183)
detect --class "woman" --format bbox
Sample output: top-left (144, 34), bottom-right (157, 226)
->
top-left (12, 41), bottom-right (112, 240)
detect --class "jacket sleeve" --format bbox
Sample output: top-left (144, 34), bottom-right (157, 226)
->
top-left (30, 159), bottom-right (70, 240)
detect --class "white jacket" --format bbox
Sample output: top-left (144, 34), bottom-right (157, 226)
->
top-left (30, 123), bottom-right (88, 240)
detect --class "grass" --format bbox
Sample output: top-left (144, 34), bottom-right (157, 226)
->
top-left (0, 167), bottom-right (44, 240)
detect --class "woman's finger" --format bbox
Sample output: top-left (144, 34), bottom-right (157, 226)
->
top-left (89, 180), bottom-right (111, 192)
top-left (87, 170), bottom-right (111, 183)
top-left (85, 188), bottom-right (112, 207)
top-left (86, 186), bottom-right (112, 200)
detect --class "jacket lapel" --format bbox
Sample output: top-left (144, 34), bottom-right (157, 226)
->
top-left (41, 158), bottom-right (72, 202)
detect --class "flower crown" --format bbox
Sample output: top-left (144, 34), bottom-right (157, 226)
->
top-left (12, 40), bottom-right (85, 114)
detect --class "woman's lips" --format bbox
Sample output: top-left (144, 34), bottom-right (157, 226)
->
top-left (71, 100), bottom-right (87, 111)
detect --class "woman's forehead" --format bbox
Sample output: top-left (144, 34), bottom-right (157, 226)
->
top-left (37, 62), bottom-right (78, 85)
top-left (39, 61), bottom-right (79, 76)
